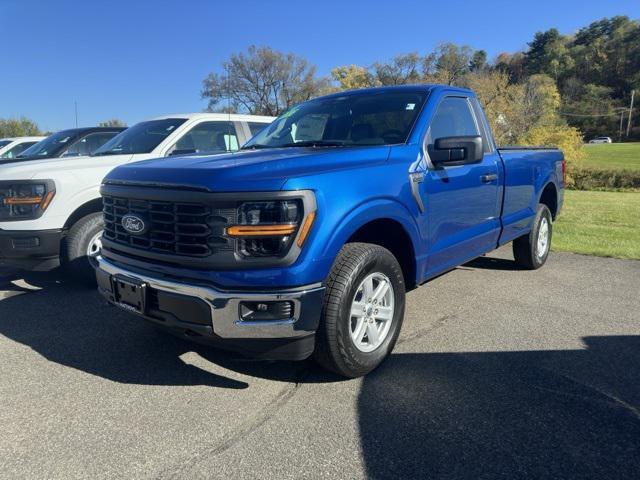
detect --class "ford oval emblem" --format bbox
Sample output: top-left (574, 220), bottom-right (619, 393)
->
top-left (121, 214), bottom-right (147, 235)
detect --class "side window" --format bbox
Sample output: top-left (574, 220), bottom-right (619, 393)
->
top-left (64, 132), bottom-right (119, 157)
top-left (247, 122), bottom-right (269, 137)
top-left (426, 97), bottom-right (480, 147)
top-left (1, 141), bottom-right (37, 158)
top-left (171, 121), bottom-right (238, 155)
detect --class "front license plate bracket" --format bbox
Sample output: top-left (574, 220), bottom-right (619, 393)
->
top-left (111, 275), bottom-right (147, 314)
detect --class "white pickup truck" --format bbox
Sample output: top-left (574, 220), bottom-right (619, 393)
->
top-left (0, 113), bottom-right (273, 280)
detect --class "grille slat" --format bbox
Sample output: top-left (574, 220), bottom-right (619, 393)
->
top-left (103, 195), bottom-right (233, 258)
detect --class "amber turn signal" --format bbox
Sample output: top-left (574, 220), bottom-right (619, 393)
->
top-left (3, 190), bottom-right (56, 210)
top-left (227, 224), bottom-right (297, 237)
top-left (296, 211), bottom-right (316, 247)
top-left (4, 196), bottom-right (43, 205)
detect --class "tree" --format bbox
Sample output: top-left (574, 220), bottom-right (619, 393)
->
top-left (331, 64), bottom-right (377, 90)
top-left (0, 117), bottom-right (41, 138)
top-left (372, 53), bottom-right (423, 85)
top-left (524, 28), bottom-right (574, 80)
top-left (521, 74), bottom-right (561, 127)
top-left (470, 50), bottom-right (488, 72)
top-left (461, 70), bottom-right (523, 144)
top-left (201, 45), bottom-right (330, 116)
top-left (98, 118), bottom-right (127, 127)
top-left (433, 43), bottom-right (473, 85)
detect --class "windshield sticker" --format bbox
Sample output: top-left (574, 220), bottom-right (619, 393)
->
top-left (406, 103), bottom-right (416, 110)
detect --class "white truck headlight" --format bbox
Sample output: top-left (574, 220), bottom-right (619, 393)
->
top-left (0, 180), bottom-right (56, 221)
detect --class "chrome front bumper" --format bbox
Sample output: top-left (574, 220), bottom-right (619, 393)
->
top-left (94, 255), bottom-right (325, 339)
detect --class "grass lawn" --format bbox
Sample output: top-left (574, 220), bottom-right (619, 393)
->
top-left (553, 190), bottom-right (640, 260)
top-left (583, 143), bottom-right (640, 170)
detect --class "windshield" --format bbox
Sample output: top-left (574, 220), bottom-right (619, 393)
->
top-left (243, 91), bottom-right (427, 149)
top-left (92, 118), bottom-right (186, 156)
top-left (0, 140), bottom-right (12, 149)
top-left (18, 130), bottom-right (78, 158)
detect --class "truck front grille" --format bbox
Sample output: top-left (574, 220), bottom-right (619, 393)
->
top-left (102, 195), bottom-right (234, 257)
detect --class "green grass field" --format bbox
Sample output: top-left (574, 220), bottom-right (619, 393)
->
top-left (583, 142), bottom-right (640, 170)
top-left (553, 190), bottom-right (640, 260)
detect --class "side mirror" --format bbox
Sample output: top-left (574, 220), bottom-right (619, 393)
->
top-left (169, 148), bottom-right (197, 156)
top-left (429, 135), bottom-right (483, 166)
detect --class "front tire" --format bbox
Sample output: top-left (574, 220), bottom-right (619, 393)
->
top-left (513, 204), bottom-right (552, 270)
top-left (64, 213), bottom-right (103, 284)
top-left (314, 243), bottom-right (406, 378)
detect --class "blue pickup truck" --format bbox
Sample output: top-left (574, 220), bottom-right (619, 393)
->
top-left (94, 85), bottom-right (565, 377)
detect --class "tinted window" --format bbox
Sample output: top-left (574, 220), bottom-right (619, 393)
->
top-left (93, 119), bottom-right (186, 156)
top-left (426, 97), bottom-right (479, 145)
top-left (0, 140), bottom-right (12, 149)
top-left (1, 141), bottom-right (38, 158)
top-left (63, 132), bottom-right (120, 157)
top-left (18, 130), bottom-right (79, 158)
top-left (244, 91), bottom-right (427, 149)
top-left (170, 121), bottom-right (238, 155)
top-left (247, 122), bottom-right (269, 136)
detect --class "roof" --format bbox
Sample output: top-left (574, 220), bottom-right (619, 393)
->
top-left (149, 113), bottom-right (275, 122)
top-left (316, 84), bottom-right (474, 100)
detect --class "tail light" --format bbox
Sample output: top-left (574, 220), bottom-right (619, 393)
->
top-left (561, 159), bottom-right (567, 186)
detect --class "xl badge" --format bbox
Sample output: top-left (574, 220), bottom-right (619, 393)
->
top-left (121, 214), bottom-right (147, 235)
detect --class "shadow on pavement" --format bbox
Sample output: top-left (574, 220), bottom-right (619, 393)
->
top-left (0, 271), bottom-right (326, 389)
top-left (358, 335), bottom-right (640, 479)
top-left (463, 255), bottom-right (522, 271)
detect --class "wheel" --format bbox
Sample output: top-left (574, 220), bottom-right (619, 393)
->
top-left (513, 204), bottom-right (552, 270)
top-left (64, 212), bottom-right (103, 284)
top-left (314, 242), bottom-right (406, 378)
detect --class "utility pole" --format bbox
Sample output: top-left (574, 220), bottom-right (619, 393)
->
top-left (619, 110), bottom-right (624, 142)
top-left (626, 90), bottom-right (635, 138)
top-left (74, 101), bottom-right (78, 127)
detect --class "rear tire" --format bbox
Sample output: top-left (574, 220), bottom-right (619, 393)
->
top-left (314, 243), bottom-right (405, 378)
top-left (513, 204), bottom-right (552, 270)
top-left (65, 213), bottom-right (103, 285)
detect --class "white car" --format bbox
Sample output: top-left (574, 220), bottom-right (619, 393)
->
top-left (0, 113), bottom-right (273, 280)
top-left (588, 136), bottom-right (613, 144)
top-left (0, 136), bottom-right (46, 159)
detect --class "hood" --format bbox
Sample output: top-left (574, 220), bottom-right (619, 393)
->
top-left (0, 154), bottom-right (132, 179)
top-left (104, 146), bottom-right (391, 192)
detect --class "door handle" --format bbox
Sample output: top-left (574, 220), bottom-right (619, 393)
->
top-left (480, 173), bottom-right (498, 183)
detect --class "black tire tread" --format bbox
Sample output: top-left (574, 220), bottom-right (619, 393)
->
top-left (65, 212), bottom-right (103, 284)
top-left (513, 204), bottom-right (552, 270)
top-left (314, 242), bottom-right (403, 377)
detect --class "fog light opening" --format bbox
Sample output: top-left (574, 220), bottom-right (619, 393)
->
top-left (239, 301), bottom-right (294, 322)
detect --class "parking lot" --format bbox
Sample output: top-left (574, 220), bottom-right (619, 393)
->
top-left (1, 246), bottom-right (639, 479)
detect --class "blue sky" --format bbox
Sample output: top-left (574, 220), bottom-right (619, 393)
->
top-left (2, 0), bottom-right (638, 131)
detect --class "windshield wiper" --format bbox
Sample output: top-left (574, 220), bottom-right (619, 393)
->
top-left (240, 143), bottom-right (273, 150)
top-left (277, 141), bottom-right (347, 148)
top-left (91, 150), bottom-right (123, 157)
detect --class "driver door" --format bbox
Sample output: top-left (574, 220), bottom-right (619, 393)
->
top-left (420, 96), bottom-right (502, 277)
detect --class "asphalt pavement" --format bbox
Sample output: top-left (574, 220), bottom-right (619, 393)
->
top-left (1, 247), bottom-right (639, 479)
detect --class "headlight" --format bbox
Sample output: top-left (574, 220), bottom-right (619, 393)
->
top-left (226, 199), bottom-right (315, 258)
top-left (0, 180), bottom-right (56, 221)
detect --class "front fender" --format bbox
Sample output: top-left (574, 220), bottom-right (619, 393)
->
top-left (318, 197), bottom-right (422, 266)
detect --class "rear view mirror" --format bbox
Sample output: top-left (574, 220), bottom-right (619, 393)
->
top-left (429, 136), bottom-right (483, 166)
